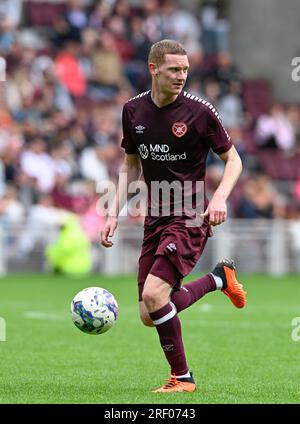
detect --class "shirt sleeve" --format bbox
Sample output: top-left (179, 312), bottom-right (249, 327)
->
top-left (121, 105), bottom-right (138, 154)
top-left (206, 107), bottom-right (232, 155)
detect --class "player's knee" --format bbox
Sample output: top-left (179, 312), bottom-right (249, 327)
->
top-left (142, 274), bottom-right (171, 310)
top-left (141, 288), bottom-right (159, 308)
top-left (141, 289), bottom-right (153, 305)
top-left (142, 275), bottom-right (162, 304)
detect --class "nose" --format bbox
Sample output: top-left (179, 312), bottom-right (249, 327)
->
top-left (177, 70), bottom-right (186, 81)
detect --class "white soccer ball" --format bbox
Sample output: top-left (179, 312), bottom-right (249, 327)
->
top-left (70, 287), bottom-right (118, 335)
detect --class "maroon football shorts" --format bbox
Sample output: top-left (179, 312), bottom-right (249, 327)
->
top-left (137, 218), bottom-right (212, 301)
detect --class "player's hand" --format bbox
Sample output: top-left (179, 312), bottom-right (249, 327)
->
top-left (100, 217), bottom-right (118, 248)
top-left (200, 194), bottom-right (227, 226)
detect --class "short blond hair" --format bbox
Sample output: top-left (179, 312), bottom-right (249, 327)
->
top-left (148, 39), bottom-right (187, 65)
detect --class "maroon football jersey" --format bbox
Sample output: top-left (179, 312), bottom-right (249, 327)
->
top-left (121, 90), bottom-right (232, 227)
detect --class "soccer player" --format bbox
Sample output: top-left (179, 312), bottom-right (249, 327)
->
top-left (100, 39), bottom-right (246, 393)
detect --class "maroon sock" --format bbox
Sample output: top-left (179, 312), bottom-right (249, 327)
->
top-left (171, 274), bottom-right (216, 313)
top-left (149, 303), bottom-right (188, 376)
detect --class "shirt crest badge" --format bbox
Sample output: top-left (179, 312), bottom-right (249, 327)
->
top-left (172, 122), bottom-right (187, 138)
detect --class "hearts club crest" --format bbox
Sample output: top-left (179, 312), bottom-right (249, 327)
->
top-left (172, 122), bottom-right (187, 138)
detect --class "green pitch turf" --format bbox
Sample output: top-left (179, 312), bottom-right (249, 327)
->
top-left (0, 272), bottom-right (300, 404)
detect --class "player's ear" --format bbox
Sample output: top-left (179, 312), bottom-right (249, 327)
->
top-left (149, 63), bottom-right (158, 77)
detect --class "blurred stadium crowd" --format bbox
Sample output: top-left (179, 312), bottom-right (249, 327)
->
top-left (1, 0), bottom-right (300, 253)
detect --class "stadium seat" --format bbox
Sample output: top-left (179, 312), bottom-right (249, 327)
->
top-left (25, 1), bottom-right (67, 27)
top-left (292, 153), bottom-right (300, 179)
top-left (257, 151), bottom-right (298, 180)
top-left (242, 129), bottom-right (257, 154)
top-left (243, 79), bottom-right (273, 120)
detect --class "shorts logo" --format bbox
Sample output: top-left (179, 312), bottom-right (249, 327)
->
top-left (166, 242), bottom-right (176, 252)
top-left (172, 122), bottom-right (187, 138)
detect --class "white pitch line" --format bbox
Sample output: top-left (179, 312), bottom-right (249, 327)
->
top-left (199, 303), bottom-right (213, 312)
top-left (24, 311), bottom-right (66, 321)
top-left (188, 319), bottom-right (289, 329)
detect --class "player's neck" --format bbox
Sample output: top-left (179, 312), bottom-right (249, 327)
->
top-left (150, 90), bottom-right (178, 108)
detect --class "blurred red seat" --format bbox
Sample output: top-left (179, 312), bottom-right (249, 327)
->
top-left (258, 151), bottom-right (298, 180)
top-left (25, 1), bottom-right (67, 27)
top-left (242, 129), bottom-right (257, 154)
top-left (243, 79), bottom-right (273, 120)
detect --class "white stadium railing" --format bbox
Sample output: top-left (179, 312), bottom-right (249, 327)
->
top-left (0, 219), bottom-right (299, 275)
top-left (103, 219), bottom-right (300, 276)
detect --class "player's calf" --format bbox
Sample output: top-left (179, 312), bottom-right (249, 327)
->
top-left (139, 301), bottom-right (154, 327)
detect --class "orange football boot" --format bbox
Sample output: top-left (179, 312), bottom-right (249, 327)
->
top-left (152, 375), bottom-right (196, 393)
top-left (212, 259), bottom-right (247, 309)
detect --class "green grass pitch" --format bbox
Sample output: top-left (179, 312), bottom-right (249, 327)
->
top-left (0, 272), bottom-right (300, 404)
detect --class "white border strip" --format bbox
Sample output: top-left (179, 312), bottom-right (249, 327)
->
top-left (152, 305), bottom-right (176, 326)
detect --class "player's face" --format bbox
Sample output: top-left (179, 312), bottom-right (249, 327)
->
top-left (155, 54), bottom-right (189, 97)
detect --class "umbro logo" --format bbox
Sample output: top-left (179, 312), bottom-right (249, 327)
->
top-left (166, 242), bottom-right (176, 252)
top-left (135, 125), bottom-right (145, 134)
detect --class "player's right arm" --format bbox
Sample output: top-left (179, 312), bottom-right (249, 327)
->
top-left (100, 153), bottom-right (141, 248)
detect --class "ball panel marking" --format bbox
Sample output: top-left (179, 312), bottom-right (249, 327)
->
top-left (70, 287), bottom-right (118, 335)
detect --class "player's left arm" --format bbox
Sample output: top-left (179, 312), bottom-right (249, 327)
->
top-left (203, 145), bottom-right (242, 226)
